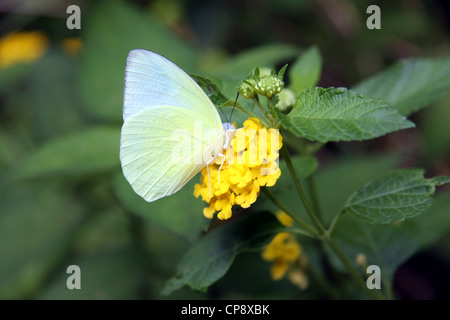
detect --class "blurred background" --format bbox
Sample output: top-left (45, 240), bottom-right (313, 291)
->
top-left (0, 0), bottom-right (449, 299)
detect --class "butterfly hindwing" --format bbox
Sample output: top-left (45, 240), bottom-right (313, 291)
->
top-left (120, 105), bottom-right (221, 202)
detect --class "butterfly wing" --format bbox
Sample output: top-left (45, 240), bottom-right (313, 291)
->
top-left (123, 49), bottom-right (222, 131)
top-left (120, 105), bottom-right (222, 202)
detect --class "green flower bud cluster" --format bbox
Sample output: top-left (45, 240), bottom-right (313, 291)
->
top-left (254, 76), bottom-right (284, 98)
top-left (238, 66), bottom-right (286, 100)
top-left (238, 79), bottom-right (257, 99)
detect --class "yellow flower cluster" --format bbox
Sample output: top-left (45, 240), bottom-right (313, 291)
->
top-left (0, 31), bottom-right (48, 69)
top-left (194, 118), bottom-right (282, 220)
top-left (261, 211), bottom-right (308, 289)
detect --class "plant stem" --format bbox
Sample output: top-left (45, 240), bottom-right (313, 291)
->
top-left (280, 143), bottom-right (327, 235)
top-left (252, 96), bottom-right (272, 127)
top-left (325, 237), bottom-right (385, 300)
top-left (262, 188), bottom-right (318, 237)
top-left (328, 210), bottom-right (345, 235)
top-left (280, 141), bottom-right (386, 300)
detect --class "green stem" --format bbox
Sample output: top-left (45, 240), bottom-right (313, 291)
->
top-left (262, 188), bottom-right (318, 237)
top-left (252, 96), bottom-right (271, 127)
top-left (281, 141), bottom-right (386, 300)
top-left (280, 143), bottom-right (327, 235)
top-left (306, 262), bottom-right (342, 300)
top-left (325, 237), bottom-right (385, 300)
top-left (328, 210), bottom-right (345, 235)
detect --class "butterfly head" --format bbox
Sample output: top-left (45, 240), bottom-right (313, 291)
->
top-left (222, 122), bottom-right (236, 150)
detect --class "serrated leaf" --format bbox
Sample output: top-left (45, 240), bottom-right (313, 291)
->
top-left (328, 194), bottom-right (450, 285)
top-left (315, 155), bottom-right (401, 225)
top-left (353, 58), bottom-right (450, 116)
top-left (344, 169), bottom-right (449, 224)
top-left (289, 46), bottom-right (322, 92)
top-left (189, 73), bottom-right (230, 107)
top-left (161, 212), bottom-right (283, 294)
top-left (277, 87), bottom-right (415, 142)
top-left (328, 215), bottom-right (420, 284)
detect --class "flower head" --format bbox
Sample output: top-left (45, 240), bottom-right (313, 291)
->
top-left (254, 75), bottom-right (284, 98)
top-left (194, 117), bottom-right (283, 220)
top-left (0, 31), bottom-right (48, 69)
top-left (261, 210), bottom-right (308, 288)
top-left (238, 79), bottom-right (257, 99)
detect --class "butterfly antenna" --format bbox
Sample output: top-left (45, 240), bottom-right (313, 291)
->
top-left (218, 105), bottom-right (229, 123)
top-left (229, 92), bottom-right (239, 122)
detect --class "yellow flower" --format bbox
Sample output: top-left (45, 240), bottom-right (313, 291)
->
top-left (0, 31), bottom-right (48, 69)
top-left (276, 210), bottom-right (294, 227)
top-left (261, 210), bottom-right (308, 288)
top-left (194, 117), bottom-right (283, 220)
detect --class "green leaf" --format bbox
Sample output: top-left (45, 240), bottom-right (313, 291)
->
top-left (0, 182), bottom-right (84, 299)
top-left (329, 215), bottom-right (420, 284)
top-left (162, 212), bottom-right (283, 294)
top-left (328, 194), bottom-right (450, 285)
top-left (2, 126), bottom-right (120, 184)
top-left (277, 87), bottom-right (415, 142)
top-left (289, 46), bottom-right (322, 92)
top-left (344, 169), bottom-right (449, 224)
top-left (79, 0), bottom-right (197, 121)
top-left (189, 73), bottom-right (230, 107)
top-left (353, 58), bottom-right (450, 116)
top-left (315, 155), bottom-right (401, 224)
top-left (113, 172), bottom-right (209, 243)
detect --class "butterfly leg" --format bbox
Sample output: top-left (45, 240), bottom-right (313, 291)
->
top-left (206, 157), bottom-right (214, 200)
top-left (217, 153), bottom-right (226, 188)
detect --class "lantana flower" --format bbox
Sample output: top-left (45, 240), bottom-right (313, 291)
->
top-left (261, 210), bottom-right (308, 289)
top-left (194, 117), bottom-right (283, 220)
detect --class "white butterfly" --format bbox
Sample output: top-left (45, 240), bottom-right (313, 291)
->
top-left (120, 49), bottom-right (234, 202)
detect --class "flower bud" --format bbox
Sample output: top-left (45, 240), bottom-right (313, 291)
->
top-left (254, 75), bottom-right (284, 98)
top-left (238, 79), bottom-right (257, 99)
top-left (275, 88), bottom-right (296, 111)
